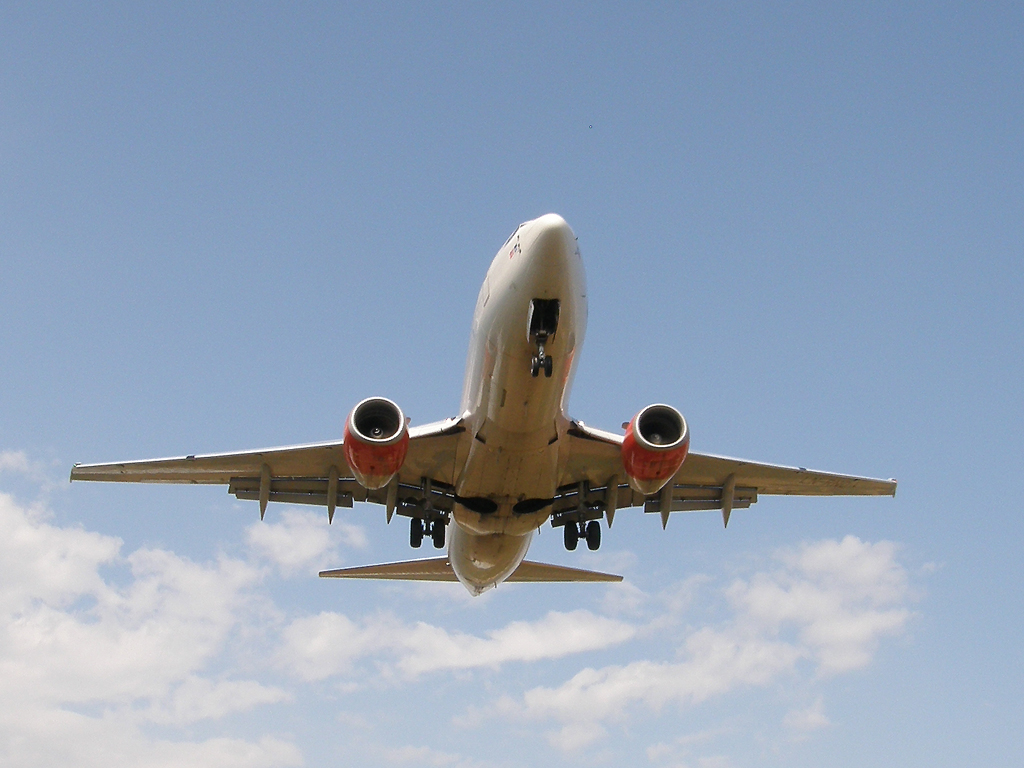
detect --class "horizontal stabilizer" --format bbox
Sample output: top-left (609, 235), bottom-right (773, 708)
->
top-left (319, 557), bottom-right (622, 583)
top-left (508, 560), bottom-right (623, 582)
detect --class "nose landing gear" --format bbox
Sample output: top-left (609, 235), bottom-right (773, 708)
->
top-left (530, 340), bottom-right (554, 378)
top-left (528, 298), bottom-right (559, 378)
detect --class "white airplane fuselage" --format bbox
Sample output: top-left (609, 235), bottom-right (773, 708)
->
top-left (69, 213), bottom-right (898, 595)
top-left (448, 214), bottom-right (587, 594)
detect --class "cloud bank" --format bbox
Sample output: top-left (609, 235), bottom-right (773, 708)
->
top-left (0, 457), bottom-right (915, 766)
top-left (473, 537), bottom-right (913, 751)
top-left (0, 489), bottom-right (298, 767)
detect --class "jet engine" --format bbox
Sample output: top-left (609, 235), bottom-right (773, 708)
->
top-left (343, 397), bottom-right (410, 490)
top-left (621, 403), bottom-right (690, 495)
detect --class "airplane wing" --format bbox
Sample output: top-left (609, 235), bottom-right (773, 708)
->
top-left (70, 417), bottom-right (468, 520)
top-left (319, 557), bottom-right (622, 583)
top-left (70, 439), bottom-right (352, 485)
top-left (669, 451), bottom-right (898, 496)
top-left (556, 420), bottom-right (896, 528)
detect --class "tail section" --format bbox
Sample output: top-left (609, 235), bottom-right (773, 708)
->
top-left (319, 557), bottom-right (621, 583)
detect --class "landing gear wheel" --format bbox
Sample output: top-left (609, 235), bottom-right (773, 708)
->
top-left (410, 518), bottom-right (424, 548)
top-left (431, 520), bottom-right (446, 549)
top-left (585, 520), bottom-right (601, 551)
top-left (563, 521), bottom-right (579, 551)
top-left (531, 356), bottom-right (540, 377)
top-left (543, 355), bottom-right (553, 377)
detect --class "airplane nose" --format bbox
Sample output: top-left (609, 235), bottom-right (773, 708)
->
top-left (521, 213), bottom-right (577, 283)
top-left (528, 213), bottom-right (575, 253)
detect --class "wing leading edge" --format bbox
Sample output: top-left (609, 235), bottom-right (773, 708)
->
top-left (69, 439), bottom-right (350, 485)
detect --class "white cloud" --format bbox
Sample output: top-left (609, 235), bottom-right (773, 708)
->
top-left (0, 456), bottom-right (918, 766)
top-left (727, 536), bottom-right (911, 674)
top-left (0, 449), bottom-right (61, 493)
top-left (0, 450), bottom-right (35, 475)
top-left (277, 610), bottom-right (383, 681)
top-left (2, 705), bottom-right (303, 768)
top-left (0, 490), bottom-right (299, 767)
top-left (375, 743), bottom-right (489, 768)
top-left (645, 727), bottom-right (733, 765)
top-left (783, 697), bottom-right (830, 736)
top-left (7, 470), bottom-right (642, 766)
top-left (482, 536), bottom-right (912, 751)
top-left (695, 757), bottom-right (732, 768)
top-left (0, 490), bottom-right (121, 614)
top-left (599, 580), bottom-right (651, 616)
top-left (145, 676), bottom-right (292, 725)
top-left (516, 629), bottom-right (801, 749)
top-left (1, 545), bottom-right (261, 706)
top-left (246, 508), bottom-right (366, 576)
top-left (277, 608), bottom-right (636, 682)
top-left (394, 609), bottom-right (636, 676)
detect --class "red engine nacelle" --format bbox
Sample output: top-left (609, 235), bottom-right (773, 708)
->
top-left (343, 397), bottom-right (410, 490)
top-left (621, 403), bottom-right (690, 495)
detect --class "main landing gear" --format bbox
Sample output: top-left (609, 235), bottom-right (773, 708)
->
top-left (563, 520), bottom-right (601, 551)
top-left (410, 518), bottom-right (446, 549)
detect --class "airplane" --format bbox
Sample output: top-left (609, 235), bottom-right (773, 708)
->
top-left (71, 214), bottom-right (897, 595)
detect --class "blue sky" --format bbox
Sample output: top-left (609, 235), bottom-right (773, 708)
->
top-left (2, 2), bottom-right (1021, 766)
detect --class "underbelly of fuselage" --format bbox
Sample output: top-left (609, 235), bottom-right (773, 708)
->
top-left (447, 212), bottom-right (586, 593)
top-left (447, 341), bottom-right (569, 591)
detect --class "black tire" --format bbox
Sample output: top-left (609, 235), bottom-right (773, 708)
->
top-left (544, 355), bottom-right (553, 377)
top-left (410, 518), bottom-right (423, 548)
top-left (531, 357), bottom-right (540, 377)
top-left (585, 520), bottom-right (601, 551)
top-left (431, 520), bottom-right (446, 549)
top-left (563, 521), bottom-right (578, 551)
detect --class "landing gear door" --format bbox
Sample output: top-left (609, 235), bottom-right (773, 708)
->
top-left (528, 299), bottom-right (560, 378)
top-left (528, 298), bottom-right (560, 341)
